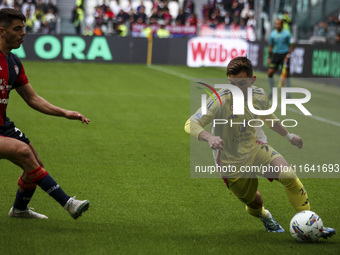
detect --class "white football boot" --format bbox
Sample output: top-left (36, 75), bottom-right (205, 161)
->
top-left (9, 207), bottom-right (48, 219)
top-left (64, 196), bottom-right (90, 219)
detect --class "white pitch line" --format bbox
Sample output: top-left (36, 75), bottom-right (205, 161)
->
top-left (286, 106), bottom-right (340, 127)
top-left (147, 65), bottom-right (192, 80)
top-left (149, 65), bottom-right (340, 128)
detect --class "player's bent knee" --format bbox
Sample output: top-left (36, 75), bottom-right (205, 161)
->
top-left (279, 167), bottom-right (298, 180)
top-left (16, 144), bottom-right (34, 160)
top-left (15, 144), bottom-right (40, 171)
top-left (247, 191), bottom-right (263, 209)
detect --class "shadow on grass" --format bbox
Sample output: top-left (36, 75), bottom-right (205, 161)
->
top-left (1, 219), bottom-right (338, 255)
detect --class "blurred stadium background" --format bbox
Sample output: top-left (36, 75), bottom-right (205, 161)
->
top-left (1, 1), bottom-right (340, 254)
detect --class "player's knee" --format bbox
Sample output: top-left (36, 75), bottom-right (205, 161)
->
top-left (278, 168), bottom-right (299, 187)
top-left (247, 191), bottom-right (263, 209)
top-left (16, 144), bottom-right (36, 166)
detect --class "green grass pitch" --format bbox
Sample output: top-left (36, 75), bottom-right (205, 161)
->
top-left (0, 62), bottom-right (339, 254)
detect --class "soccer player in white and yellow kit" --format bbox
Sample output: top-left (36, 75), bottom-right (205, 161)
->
top-left (185, 57), bottom-right (335, 237)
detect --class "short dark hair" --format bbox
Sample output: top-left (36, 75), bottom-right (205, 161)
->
top-left (226, 56), bottom-right (253, 77)
top-left (0, 8), bottom-right (26, 28)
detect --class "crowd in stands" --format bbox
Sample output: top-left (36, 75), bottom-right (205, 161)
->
top-left (0, 0), bottom-right (58, 34)
top-left (313, 12), bottom-right (340, 45)
top-left (83, 0), bottom-right (198, 37)
top-left (1, 0), bottom-right (339, 44)
top-left (201, 0), bottom-right (255, 29)
top-left (83, 0), bottom-right (258, 38)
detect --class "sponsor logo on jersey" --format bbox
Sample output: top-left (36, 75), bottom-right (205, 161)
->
top-left (0, 79), bottom-right (12, 94)
top-left (14, 65), bottom-right (19, 75)
top-left (0, 98), bottom-right (8, 104)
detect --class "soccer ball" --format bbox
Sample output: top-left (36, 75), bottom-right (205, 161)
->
top-left (290, 210), bottom-right (323, 242)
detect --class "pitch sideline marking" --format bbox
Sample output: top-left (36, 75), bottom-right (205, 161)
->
top-left (148, 65), bottom-right (340, 128)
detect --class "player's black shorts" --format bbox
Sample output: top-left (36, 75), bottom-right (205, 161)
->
top-left (0, 121), bottom-right (30, 144)
top-left (269, 52), bottom-right (290, 69)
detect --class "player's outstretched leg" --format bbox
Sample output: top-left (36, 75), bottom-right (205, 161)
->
top-left (26, 166), bottom-right (90, 219)
top-left (246, 206), bottom-right (285, 233)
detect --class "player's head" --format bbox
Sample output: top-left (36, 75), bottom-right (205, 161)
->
top-left (275, 19), bottom-right (283, 31)
top-left (226, 56), bottom-right (255, 89)
top-left (0, 8), bottom-right (26, 51)
top-left (226, 56), bottom-right (253, 77)
top-left (0, 8), bottom-right (26, 29)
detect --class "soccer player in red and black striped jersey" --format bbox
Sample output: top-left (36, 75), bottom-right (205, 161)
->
top-left (0, 8), bottom-right (90, 219)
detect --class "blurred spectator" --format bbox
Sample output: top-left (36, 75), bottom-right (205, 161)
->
top-left (246, 13), bottom-right (255, 28)
top-left (315, 21), bottom-right (328, 37)
top-left (183, 0), bottom-right (194, 19)
top-left (282, 11), bottom-right (291, 32)
top-left (136, 6), bottom-right (147, 23)
top-left (156, 22), bottom-right (170, 38)
top-left (231, 0), bottom-right (242, 15)
top-left (211, 9), bottom-right (225, 25)
top-left (0, 0), bottom-right (11, 9)
top-left (223, 0), bottom-right (233, 13)
top-left (116, 9), bottom-right (130, 23)
top-left (41, 20), bottom-right (51, 34)
top-left (72, 5), bottom-right (84, 35)
top-left (93, 24), bottom-right (103, 36)
top-left (232, 10), bottom-right (241, 25)
top-left (137, 0), bottom-right (145, 13)
top-left (128, 8), bottom-right (138, 24)
top-left (25, 9), bottom-right (34, 33)
top-left (142, 23), bottom-right (152, 38)
top-left (45, 7), bottom-right (57, 34)
top-left (335, 33), bottom-right (340, 45)
top-left (327, 14), bottom-right (336, 27)
top-left (83, 25), bottom-right (94, 36)
top-left (175, 9), bottom-right (186, 25)
top-left (186, 13), bottom-right (198, 27)
top-left (22, 0), bottom-right (35, 20)
top-left (153, 0), bottom-right (163, 12)
top-left (117, 19), bottom-right (127, 36)
top-left (36, 0), bottom-right (48, 13)
top-left (224, 11), bottom-right (232, 26)
top-left (33, 14), bottom-right (43, 33)
top-left (150, 8), bottom-right (160, 24)
top-left (162, 8), bottom-right (172, 25)
top-left (105, 6), bottom-right (115, 20)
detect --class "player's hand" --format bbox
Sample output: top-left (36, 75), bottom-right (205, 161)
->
top-left (290, 133), bottom-right (303, 149)
top-left (267, 58), bottom-right (271, 66)
top-left (65, 111), bottom-right (90, 124)
top-left (207, 136), bottom-right (224, 150)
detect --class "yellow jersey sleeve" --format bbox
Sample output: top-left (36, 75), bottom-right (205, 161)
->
top-left (184, 89), bottom-right (228, 139)
top-left (253, 87), bottom-right (280, 128)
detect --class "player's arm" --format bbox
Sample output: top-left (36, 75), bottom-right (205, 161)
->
top-left (270, 121), bottom-right (302, 149)
top-left (184, 94), bottom-right (224, 150)
top-left (16, 83), bottom-right (90, 124)
top-left (185, 119), bottom-right (224, 150)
